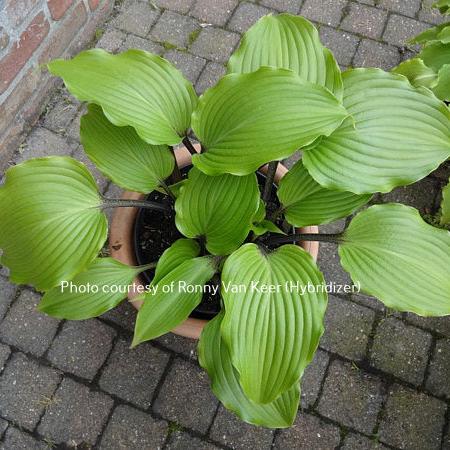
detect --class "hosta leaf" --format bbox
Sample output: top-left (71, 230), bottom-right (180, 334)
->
top-left (252, 220), bottom-right (285, 237)
top-left (434, 0), bottom-right (450, 14)
top-left (153, 238), bottom-right (200, 284)
top-left (80, 104), bottom-right (174, 193)
top-left (221, 243), bottom-right (327, 403)
top-left (132, 256), bottom-right (217, 345)
top-left (198, 311), bottom-right (300, 428)
top-left (278, 160), bottom-right (371, 227)
top-left (441, 178), bottom-right (450, 225)
top-left (39, 258), bottom-right (143, 319)
top-left (410, 22), bottom-right (450, 44)
top-left (392, 58), bottom-right (438, 89)
top-left (228, 14), bottom-right (343, 99)
top-left (0, 157), bottom-right (107, 291)
top-left (175, 168), bottom-right (260, 255)
top-left (419, 42), bottom-right (450, 72)
top-left (48, 49), bottom-right (197, 145)
top-left (339, 204), bottom-right (450, 316)
top-left (191, 67), bottom-right (348, 176)
top-left (303, 69), bottom-right (450, 194)
top-left (434, 64), bottom-right (450, 101)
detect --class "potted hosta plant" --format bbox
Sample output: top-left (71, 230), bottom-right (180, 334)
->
top-left (1, 14), bottom-right (450, 428)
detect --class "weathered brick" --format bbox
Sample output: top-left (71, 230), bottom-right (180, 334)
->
top-left (0, 13), bottom-right (50, 94)
top-left (405, 313), bottom-right (450, 338)
top-left (300, 349), bottom-right (329, 409)
top-left (100, 405), bottom-right (168, 450)
top-left (47, 320), bottom-right (116, 380)
top-left (96, 28), bottom-right (127, 53)
top-left (317, 241), bottom-right (352, 286)
top-left (195, 62), bottom-right (226, 94)
top-left (38, 378), bottom-right (113, 446)
top-left (1, 426), bottom-right (46, 449)
top-left (274, 412), bottom-right (340, 449)
top-left (318, 360), bottom-right (383, 434)
top-left (426, 338), bottom-right (450, 399)
top-left (419, 0), bottom-right (447, 25)
top-left (342, 433), bottom-right (389, 449)
top-left (154, 332), bottom-right (198, 359)
top-left (383, 14), bottom-right (429, 47)
top-left (0, 343), bottom-right (11, 373)
top-left (320, 295), bottom-right (375, 360)
top-left (66, 104), bottom-right (87, 142)
top-left (210, 405), bottom-right (274, 450)
top-left (42, 91), bottom-right (80, 134)
top-left (190, 27), bottom-right (240, 63)
top-left (89, 0), bottom-right (101, 10)
top-left (0, 353), bottom-right (60, 431)
top-left (0, 418), bottom-right (8, 438)
top-left (112, 2), bottom-right (160, 37)
top-left (378, 0), bottom-right (421, 17)
top-left (228, 3), bottom-right (271, 33)
top-left (120, 34), bottom-right (164, 54)
top-left (101, 299), bottom-right (136, 331)
top-left (301, 0), bottom-right (347, 27)
top-left (152, 0), bottom-right (195, 14)
top-left (167, 431), bottom-right (220, 449)
top-left (47, 0), bottom-right (73, 20)
top-left (99, 337), bottom-right (170, 408)
top-left (351, 293), bottom-right (386, 312)
top-left (370, 318), bottom-right (432, 385)
top-left (260, 0), bottom-right (301, 13)
top-left (0, 276), bottom-right (16, 321)
top-left (341, 3), bottom-right (388, 40)
top-left (0, 27), bottom-right (9, 50)
top-left (73, 145), bottom-right (109, 193)
top-left (379, 384), bottom-right (446, 450)
top-left (0, 289), bottom-right (60, 357)
top-left (164, 50), bottom-right (206, 84)
top-left (319, 26), bottom-right (359, 67)
top-left (191, 0), bottom-right (239, 26)
top-left (151, 11), bottom-right (199, 48)
top-left (154, 358), bottom-right (219, 433)
top-left (353, 39), bottom-right (400, 70)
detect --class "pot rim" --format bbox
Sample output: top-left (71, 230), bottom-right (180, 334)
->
top-left (109, 144), bottom-right (319, 339)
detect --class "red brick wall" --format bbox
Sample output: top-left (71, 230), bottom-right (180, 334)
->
top-left (0, 0), bottom-right (114, 170)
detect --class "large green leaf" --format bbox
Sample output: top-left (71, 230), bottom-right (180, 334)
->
top-left (410, 22), bottom-right (450, 44)
top-left (339, 203), bottom-right (450, 316)
top-left (434, 0), bottom-right (450, 14)
top-left (419, 42), bottom-right (450, 72)
top-left (132, 256), bottom-right (217, 345)
top-left (48, 49), bottom-right (197, 145)
top-left (277, 160), bottom-right (371, 227)
top-left (221, 243), bottom-right (327, 403)
top-left (0, 157), bottom-right (107, 291)
top-left (191, 67), bottom-right (348, 176)
top-left (175, 168), bottom-right (260, 255)
top-left (228, 14), bottom-right (342, 99)
top-left (80, 104), bottom-right (174, 193)
top-left (39, 258), bottom-right (144, 319)
top-left (392, 58), bottom-right (438, 89)
top-left (434, 64), bottom-right (450, 101)
top-left (303, 69), bottom-right (450, 194)
top-left (198, 311), bottom-right (300, 428)
top-left (441, 178), bottom-right (450, 225)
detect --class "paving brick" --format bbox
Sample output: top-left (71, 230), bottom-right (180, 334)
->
top-left (319, 26), bottom-right (359, 67)
top-left (210, 405), bottom-right (273, 449)
top-left (342, 432), bottom-right (389, 449)
top-left (0, 289), bottom-right (60, 357)
top-left (320, 295), bottom-right (375, 360)
top-left (120, 34), bottom-right (164, 54)
top-left (38, 377), bottom-right (113, 446)
top-left (102, 182), bottom-right (125, 223)
top-left (1, 426), bottom-right (46, 450)
top-left (42, 91), bottom-right (80, 134)
top-left (112, 2), bottom-right (160, 37)
top-left (301, 0), bottom-right (347, 27)
top-left (0, 418), bottom-right (7, 438)
top-left (152, 0), bottom-right (195, 14)
top-left (351, 293), bottom-right (386, 312)
top-left (370, 318), bottom-right (432, 385)
top-left (228, 2), bottom-right (271, 33)
top-left (419, 0), bottom-right (447, 25)
top-left (167, 431), bottom-right (220, 449)
top-left (353, 39), bottom-right (400, 70)
top-left (191, 27), bottom-right (240, 63)
top-left (405, 313), bottom-right (450, 338)
top-left (47, 0), bottom-right (73, 20)
top-left (383, 14), bottom-right (429, 47)
top-left (378, 0), bottom-right (421, 17)
top-left (318, 360), bottom-right (383, 434)
top-left (426, 338), bottom-right (450, 399)
top-left (100, 405), bottom-right (168, 450)
top-left (195, 62), bottom-right (226, 94)
top-left (260, 0), bottom-right (301, 13)
top-left (99, 337), bottom-right (170, 408)
top-left (47, 320), bottom-right (116, 380)
top-left (96, 28), bottom-right (127, 53)
top-left (73, 145), bottom-right (109, 193)
top-left (274, 412), bottom-right (340, 449)
top-left (300, 348), bottom-right (329, 409)
top-left (0, 343), bottom-right (10, 373)
top-left (317, 241), bottom-right (353, 287)
top-left (379, 384), bottom-right (446, 450)
top-left (0, 276), bottom-right (16, 321)
top-left (151, 11), bottom-right (199, 48)
top-left (154, 358), bottom-right (219, 433)
top-left (341, 3), bottom-right (388, 40)
top-left (101, 299), bottom-right (136, 331)
top-left (154, 332), bottom-right (198, 359)
top-left (16, 127), bottom-right (76, 163)
top-left (0, 353), bottom-right (60, 431)
top-left (191, 0), bottom-right (239, 26)
top-left (164, 50), bottom-right (206, 84)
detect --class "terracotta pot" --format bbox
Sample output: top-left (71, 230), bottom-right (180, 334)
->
top-left (109, 144), bottom-right (319, 339)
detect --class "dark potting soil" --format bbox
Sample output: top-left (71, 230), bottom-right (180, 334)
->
top-left (134, 168), bottom-right (291, 320)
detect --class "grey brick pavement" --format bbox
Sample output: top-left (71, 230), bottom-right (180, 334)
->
top-left (1, 0), bottom-right (449, 448)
